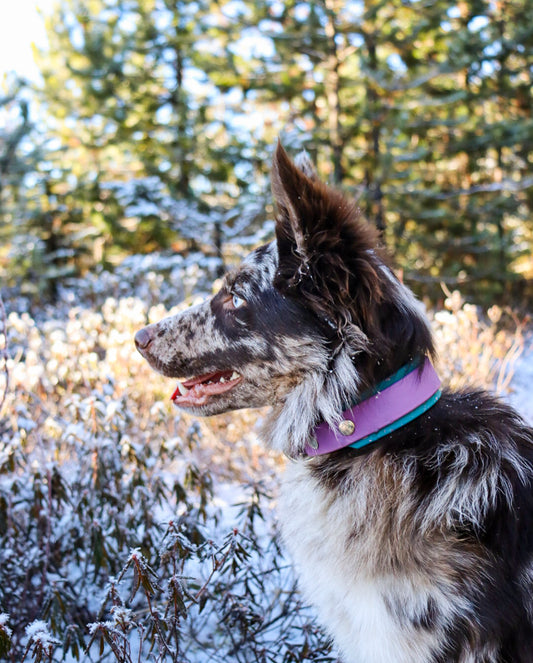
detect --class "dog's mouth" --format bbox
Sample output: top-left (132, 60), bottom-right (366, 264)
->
top-left (170, 370), bottom-right (243, 407)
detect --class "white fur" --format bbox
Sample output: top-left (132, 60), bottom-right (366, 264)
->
top-left (278, 461), bottom-right (458, 663)
top-left (263, 345), bottom-right (366, 457)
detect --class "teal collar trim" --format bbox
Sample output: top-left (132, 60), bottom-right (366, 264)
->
top-left (349, 388), bottom-right (442, 451)
top-left (355, 356), bottom-right (426, 403)
top-left (306, 356), bottom-right (442, 457)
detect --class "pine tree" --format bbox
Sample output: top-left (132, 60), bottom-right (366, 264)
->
top-left (0, 78), bottom-right (47, 289)
top-left (26, 0), bottom-right (533, 299)
top-left (0, 79), bottom-right (31, 223)
top-left (35, 0), bottom-right (275, 278)
top-left (391, 0), bottom-right (533, 298)
top-left (248, 0), bottom-right (533, 299)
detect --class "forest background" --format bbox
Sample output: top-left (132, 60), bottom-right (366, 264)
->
top-left (2, 0), bottom-right (533, 301)
top-left (1, 1), bottom-right (533, 662)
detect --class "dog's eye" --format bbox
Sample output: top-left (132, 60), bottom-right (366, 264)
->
top-left (232, 294), bottom-right (246, 309)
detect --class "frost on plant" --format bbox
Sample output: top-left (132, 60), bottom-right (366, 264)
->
top-left (22, 621), bottom-right (60, 662)
top-left (0, 613), bottom-right (13, 658)
top-left (0, 255), bottom-right (528, 662)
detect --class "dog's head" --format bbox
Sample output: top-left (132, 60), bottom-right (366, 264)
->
top-left (135, 143), bottom-right (433, 453)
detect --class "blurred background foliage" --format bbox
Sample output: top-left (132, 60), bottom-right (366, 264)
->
top-left (1, 0), bottom-right (532, 304)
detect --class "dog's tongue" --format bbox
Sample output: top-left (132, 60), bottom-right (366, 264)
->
top-left (171, 371), bottom-right (241, 406)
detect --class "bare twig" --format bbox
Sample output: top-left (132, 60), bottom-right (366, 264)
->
top-left (0, 291), bottom-right (9, 416)
top-left (495, 309), bottom-right (527, 394)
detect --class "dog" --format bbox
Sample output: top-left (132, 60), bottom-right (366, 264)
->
top-left (135, 143), bottom-right (533, 663)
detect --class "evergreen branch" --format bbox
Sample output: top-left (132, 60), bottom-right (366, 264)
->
top-left (392, 176), bottom-right (533, 200)
top-left (432, 177), bottom-right (533, 199)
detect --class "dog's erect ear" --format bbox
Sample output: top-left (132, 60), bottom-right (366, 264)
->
top-left (271, 142), bottom-right (383, 332)
top-left (293, 150), bottom-right (317, 180)
top-left (271, 142), bottom-right (310, 263)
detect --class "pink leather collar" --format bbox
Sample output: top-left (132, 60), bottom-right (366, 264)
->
top-left (305, 357), bottom-right (441, 457)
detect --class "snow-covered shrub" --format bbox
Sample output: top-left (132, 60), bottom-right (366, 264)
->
top-left (0, 613), bottom-right (12, 658)
top-left (0, 264), bottom-right (528, 662)
top-left (431, 288), bottom-right (527, 392)
top-left (57, 251), bottom-right (223, 312)
top-left (0, 277), bottom-right (336, 662)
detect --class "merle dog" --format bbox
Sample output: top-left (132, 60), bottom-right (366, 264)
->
top-left (135, 143), bottom-right (533, 663)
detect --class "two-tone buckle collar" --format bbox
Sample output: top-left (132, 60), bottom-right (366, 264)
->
top-left (305, 356), bottom-right (442, 457)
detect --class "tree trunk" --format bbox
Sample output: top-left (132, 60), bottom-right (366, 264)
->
top-left (324, 0), bottom-right (344, 185)
top-left (365, 33), bottom-right (385, 236)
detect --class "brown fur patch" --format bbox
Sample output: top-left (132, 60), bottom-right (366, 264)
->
top-left (272, 142), bottom-right (384, 332)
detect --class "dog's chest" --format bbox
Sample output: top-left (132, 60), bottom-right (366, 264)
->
top-left (278, 461), bottom-right (444, 663)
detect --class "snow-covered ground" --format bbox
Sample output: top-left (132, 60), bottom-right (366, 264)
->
top-left (506, 333), bottom-right (533, 424)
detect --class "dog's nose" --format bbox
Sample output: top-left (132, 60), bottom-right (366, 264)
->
top-left (135, 326), bottom-right (154, 351)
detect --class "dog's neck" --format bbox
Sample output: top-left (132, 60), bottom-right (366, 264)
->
top-left (305, 357), bottom-right (441, 457)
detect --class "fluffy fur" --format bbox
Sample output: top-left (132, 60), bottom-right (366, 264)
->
top-left (135, 143), bottom-right (533, 662)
